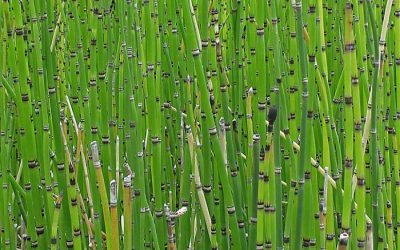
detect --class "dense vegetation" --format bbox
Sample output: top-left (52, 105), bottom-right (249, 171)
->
top-left (0, 0), bottom-right (399, 249)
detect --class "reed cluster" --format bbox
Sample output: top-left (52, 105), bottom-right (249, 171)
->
top-left (0, 0), bottom-right (399, 249)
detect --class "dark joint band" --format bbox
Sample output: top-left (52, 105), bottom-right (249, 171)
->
top-left (354, 123), bottom-right (362, 131)
top-left (57, 163), bottom-right (65, 170)
top-left (203, 185), bottom-right (212, 193)
top-left (209, 127), bottom-right (217, 135)
top-left (101, 137), bottom-right (110, 144)
top-left (345, 43), bottom-right (355, 52)
top-left (326, 234), bottom-right (335, 240)
top-left (21, 93), bottom-right (29, 102)
top-left (147, 64), bottom-right (155, 71)
top-left (55, 201), bottom-right (61, 208)
top-left (66, 240), bottom-right (74, 248)
top-left (71, 198), bottom-right (78, 206)
top-left (73, 228), bottom-right (81, 237)
top-left (230, 170), bottom-right (238, 177)
top-left (70, 178), bottom-right (76, 186)
top-left (31, 241), bottom-right (38, 248)
top-left (357, 241), bottom-right (365, 248)
top-left (344, 96), bottom-right (352, 105)
top-left (155, 211), bottom-right (163, 217)
top-left (357, 178), bottom-right (365, 186)
top-left (253, 134), bottom-right (260, 143)
top-left (36, 226), bottom-right (45, 235)
top-left (15, 28), bottom-right (23, 36)
top-left (265, 205), bottom-right (276, 212)
top-left (303, 239), bottom-right (311, 247)
top-left (345, 159), bottom-right (353, 168)
top-left (28, 160), bottom-right (37, 168)
top-left (192, 49), bottom-right (201, 57)
top-left (24, 183), bottom-right (32, 190)
top-left (258, 102), bottom-right (266, 110)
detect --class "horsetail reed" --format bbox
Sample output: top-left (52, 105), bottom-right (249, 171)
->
top-left (1, 0), bottom-right (400, 249)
